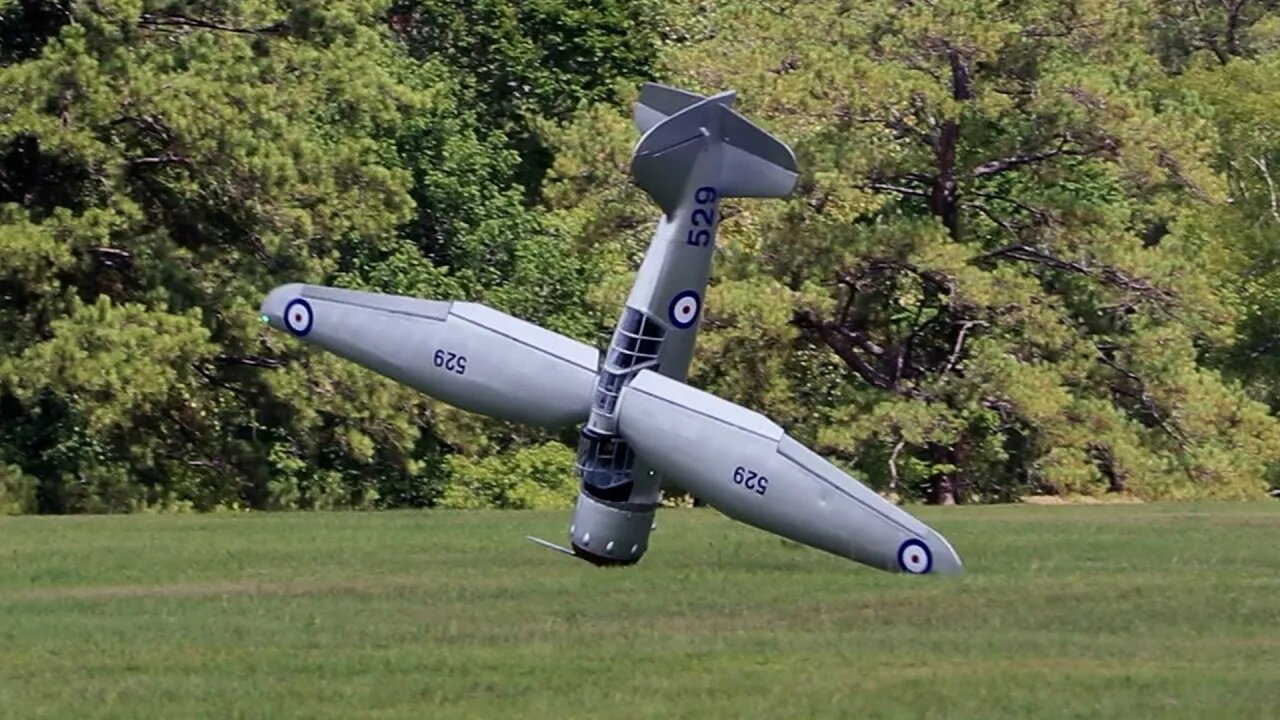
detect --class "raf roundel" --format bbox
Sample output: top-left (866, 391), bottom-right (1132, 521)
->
top-left (897, 539), bottom-right (933, 574)
top-left (667, 290), bottom-right (701, 330)
top-left (283, 298), bottom-right (314, 337)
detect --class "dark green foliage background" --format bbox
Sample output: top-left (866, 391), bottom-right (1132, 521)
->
top-left (3, 0), bottom-right (1280, 513)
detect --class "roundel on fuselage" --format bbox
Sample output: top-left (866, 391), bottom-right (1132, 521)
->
top-left (668, 290), bottom-right (701, 330)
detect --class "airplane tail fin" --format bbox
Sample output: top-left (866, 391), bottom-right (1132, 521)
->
top-left (630, 83), bottom-right (799, 216)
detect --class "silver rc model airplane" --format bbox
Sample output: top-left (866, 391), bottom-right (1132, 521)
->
top-left (260, 83), bottom-right (963, 575)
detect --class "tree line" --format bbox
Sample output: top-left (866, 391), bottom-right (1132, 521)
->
top-left (3, 0), bottom-right (1279, 513)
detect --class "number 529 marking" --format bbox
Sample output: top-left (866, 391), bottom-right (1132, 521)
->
top-left (433, 349), bottom-right (467, 375)
top-left (733, 466), bottom-right (769, 496)
top-left (686, 186), bottom-right (717, 247)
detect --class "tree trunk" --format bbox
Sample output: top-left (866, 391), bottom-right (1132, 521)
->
top-left (931, 120), bottom-right (961, 239)
top-left (931, 50), bottom-right (974, 241)
top-left (926, 442), bottom-right (957, 505)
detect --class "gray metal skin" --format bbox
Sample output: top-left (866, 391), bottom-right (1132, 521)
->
top-left (259, 285), bottom-right (599, 428)
top-left (258, 82), bottom-right (964, 576)
top-left (616, 372), bottom-right (962, 574)
top-left (567, 86), bottom-right (801, 566)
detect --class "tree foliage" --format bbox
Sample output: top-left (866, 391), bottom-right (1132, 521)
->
top-left (546, 0), bottom-right (1280, 503)
top-left (2, 0), bottom-right (1280, 513)
top-left (0, 0), bottom-right (657, 513)
top-left (387, 0), bottom-right (663, 192)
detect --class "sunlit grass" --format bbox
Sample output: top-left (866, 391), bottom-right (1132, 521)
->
top-left (2, 503), bottom-right (1278, 719)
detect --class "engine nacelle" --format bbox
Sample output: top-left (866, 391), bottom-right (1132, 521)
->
top-left (566, 491), bottom-right (655, 566)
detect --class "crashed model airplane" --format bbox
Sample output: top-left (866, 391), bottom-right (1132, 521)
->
top-left (260, 83), bottom-right (962, 575)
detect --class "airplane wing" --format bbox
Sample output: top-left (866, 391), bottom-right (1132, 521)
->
top-left (260, 283), bottom-right (598, 428)
top-left (614, 370), bottom-right (962, 574)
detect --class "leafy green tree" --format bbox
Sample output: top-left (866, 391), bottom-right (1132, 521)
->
top-left (0, 1), bottom-right (437, 510)
top-left (1154, 4), bottom-right (1280, 499)
top-left (5, 0), bottom-right (1280, 513)
top-left (1150, 0), bottom-right (1280, 70)
top-left (545, 0), bottom-right (1280, 503)
top-left (437, 441), bottom-right (577, 509)
top-left (388, 0), bottom-right (664, 193)
top-left (0, 0), bottom-right (666, 513)
top-left (0, 0), bottom-right (73, 65)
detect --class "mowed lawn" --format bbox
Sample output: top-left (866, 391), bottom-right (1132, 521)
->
top-left (1, 503), bottom-right (1278, 719)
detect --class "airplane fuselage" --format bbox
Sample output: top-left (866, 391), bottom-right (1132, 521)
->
top-left (257, 82), bottom-right (964, 575)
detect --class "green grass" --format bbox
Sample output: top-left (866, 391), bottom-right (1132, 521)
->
top-left (1, 503), bottom-right (1278, 719)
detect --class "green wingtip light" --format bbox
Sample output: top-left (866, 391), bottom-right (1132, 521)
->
top-left (259, 313), bottom-right (271, 325)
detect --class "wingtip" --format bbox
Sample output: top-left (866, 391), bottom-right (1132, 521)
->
top-left (923, 529), bottom-right (964, 575)
top-left (259, 282), bottom-right (305, 330)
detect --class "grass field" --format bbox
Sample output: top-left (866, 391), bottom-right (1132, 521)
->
top-left (1, 503), bottom-right (1278, 719)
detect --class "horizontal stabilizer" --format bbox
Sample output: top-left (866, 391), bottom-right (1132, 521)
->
top-left (614, 370), bottom-right (962, 575)
top-left (631, 88), bottom-right (799, 215)
top-left (260, 284), bottom-right (598, 428)
top-left (633, 83), bottom-right (707, 133)
top-left (718, 107), bottom-right (799, 200)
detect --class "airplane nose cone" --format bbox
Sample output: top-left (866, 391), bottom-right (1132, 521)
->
top-left (260, 283), bottom-right (305, 333)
